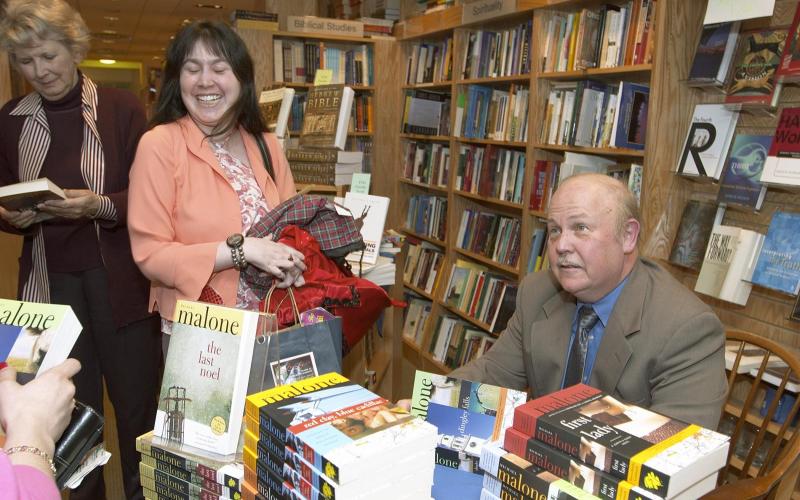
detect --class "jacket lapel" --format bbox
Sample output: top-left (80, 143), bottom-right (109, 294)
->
top-left (179, 116), bottom-right (228, 178)
top-left (591, 261), bottom-right (645, 391)
top-left (531, 290), bottom-right (576, 395)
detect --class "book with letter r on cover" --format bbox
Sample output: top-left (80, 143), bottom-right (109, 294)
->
top-left (154, 300), bottom-right (258, 456)
top-left (0, 298), bottom-right (82, 384)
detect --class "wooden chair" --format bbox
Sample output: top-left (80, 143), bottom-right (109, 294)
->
top-left (703, 329), bottom-right (800, 499)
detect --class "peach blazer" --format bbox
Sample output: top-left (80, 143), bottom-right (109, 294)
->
top-left (128, 115), bottom-right (296, 320)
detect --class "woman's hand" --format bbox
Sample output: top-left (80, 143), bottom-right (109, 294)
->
top-left (0, 205), bottom-right (39, 229)
top-left (244, 235), bottom-right (307, 288)
top-left (0, 359), bottom-right (81, 455)
top-left (38, 188), bottom-right (100, 219)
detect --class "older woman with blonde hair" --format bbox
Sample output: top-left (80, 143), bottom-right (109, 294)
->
top-left (0, 1), bottom-right (160, 498)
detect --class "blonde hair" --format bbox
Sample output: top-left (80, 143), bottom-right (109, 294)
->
top-left (0, 0), bottom-right (90, 62)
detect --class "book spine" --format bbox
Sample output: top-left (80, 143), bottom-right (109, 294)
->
top-left (252, 437), bottom-right (338, 499)
top-left (140, 462), bottom-right (234, 499)
top-left (139, 453), bottom-right (234, 492)
top-left (512, 384), bottom-right (602, 435)
top-left (286, 149), bottom-right (338, 163)
top-left (291, 172), bottom-right (336, 185)
top-left (504, 427), bottom-right (637, 500)
top-left (478, 444), bottom-right (589, 500)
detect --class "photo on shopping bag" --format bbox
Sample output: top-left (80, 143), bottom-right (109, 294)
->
top-left (270, 352), bottom-right (318, 386)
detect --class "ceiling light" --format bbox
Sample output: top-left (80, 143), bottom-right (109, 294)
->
top-left (99, 59), bottom-right (117, 65)
top-left (196, 3), bottom-right (222, 8)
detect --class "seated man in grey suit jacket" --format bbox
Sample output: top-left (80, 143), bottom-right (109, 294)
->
top-left (449, 173), bottom-right (727, 429)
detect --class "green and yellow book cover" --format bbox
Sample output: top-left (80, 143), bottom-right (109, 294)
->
top-left (154, 300), bottom-right (258, 456)
top-left (0, 298), bottom-right (82, 383)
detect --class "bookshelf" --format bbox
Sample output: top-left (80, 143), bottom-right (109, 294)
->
top-left (394, 1), bottom-right (666, 392)
top-left (238, 25), bottom-right (404, 400)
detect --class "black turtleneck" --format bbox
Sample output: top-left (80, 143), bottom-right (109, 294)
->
top-left (40, 73), bottom-right (102, 272)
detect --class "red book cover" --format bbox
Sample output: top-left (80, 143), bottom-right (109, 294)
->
top-left (778, 3), bottom-right (800, 81)
top-left (513, 384), bottom-right (602, 437)
top-left (528, 160), bottom-right (549, 211)
top-left (768, 107), bottom-right (800, 157)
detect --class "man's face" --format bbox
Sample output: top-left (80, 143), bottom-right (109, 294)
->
top-left (546, 178), bottom-right (637, 303)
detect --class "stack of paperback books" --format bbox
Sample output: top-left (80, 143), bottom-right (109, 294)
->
top-left (136, 431), bottom-right (243, 500)
top-left (242, 372), bottom-right (437, 499)
top-left (409, 370), bottom-right (527, 498)
top-left (478, 384), bottom-right (730, 499)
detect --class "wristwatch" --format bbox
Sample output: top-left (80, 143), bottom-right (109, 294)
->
top-left (226, 233), bottom-right (247, 271)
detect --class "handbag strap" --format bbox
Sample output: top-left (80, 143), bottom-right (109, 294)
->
top-left (254, 133), bottom-right (276, 181)
top-left (262, 285), bottom-right (301, 324)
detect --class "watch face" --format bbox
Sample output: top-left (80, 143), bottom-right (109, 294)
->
top-left (226, 233), bottom-right (244, 247)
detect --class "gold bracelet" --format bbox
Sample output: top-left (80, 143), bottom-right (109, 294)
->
top-left (4, 445), bottom-right (56, 474)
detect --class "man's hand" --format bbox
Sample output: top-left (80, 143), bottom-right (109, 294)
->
top-left (38, 188), bottom-right (101, 219)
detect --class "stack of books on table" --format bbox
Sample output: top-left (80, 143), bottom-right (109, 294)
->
top-left (242, 372), bottom-right (437, 499)
top-left (136, 431), bottom-right (243, 500)
top-left (409, 370), bottom-right (527, 498)
top-left (478, 384), bottom-right (730, 499)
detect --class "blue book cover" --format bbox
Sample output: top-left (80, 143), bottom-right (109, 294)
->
top-left (717, 134), bottom-right (771, 211)
top-left (752, 211), bottom-right (800, 294)
top-left (613, 82), bottom-right (650, 150)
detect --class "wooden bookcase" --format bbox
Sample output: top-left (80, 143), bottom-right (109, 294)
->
top-left (237, 26), bottom-right (404, 400)
top-left (395, 0), bottom-right (800, 489)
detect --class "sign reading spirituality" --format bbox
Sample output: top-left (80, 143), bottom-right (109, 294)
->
top-left (461, 0), bottom-right (516, 24)
top-left (287, 16), bottom-right (364, 38)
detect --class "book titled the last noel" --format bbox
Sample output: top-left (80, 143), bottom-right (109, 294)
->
top-left (154, 300), bottom-right (258, 456)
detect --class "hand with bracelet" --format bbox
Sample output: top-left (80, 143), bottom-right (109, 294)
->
top-left (215, 234), bottom-right (307, 288)
top-left (0, 359), bottom-right (81, 484)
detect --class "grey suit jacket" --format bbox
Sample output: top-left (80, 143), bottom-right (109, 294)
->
top-left (450, 258), bottom-right (727, 429)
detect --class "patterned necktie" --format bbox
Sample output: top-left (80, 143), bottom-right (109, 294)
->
top-left (564, 305), bottom-right (600, 387)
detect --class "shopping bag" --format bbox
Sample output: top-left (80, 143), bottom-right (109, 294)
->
top-left (247, 287), bottom-right (342, 393)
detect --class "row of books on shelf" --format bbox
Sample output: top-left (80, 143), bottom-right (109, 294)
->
top-left (677, 104), bottom-right (800, 189)
top-left (405, 37), bottom-right (454, 85)
top-left (540, 0), bottom-right (655, 73)
top-left (401, 89), bottom-right (451, 136)
top-left (453, 84), bottom-right (530, 142)
top-left (461, 20), bottom-right (533, 80)
top-left (285, 148), bottom-right (363, 186)
top-left (403, 239), bottom-right (445, 294)
top-left (402, 140), bottom-right (450, 187)
top-left (409, 372), bottom-right (727, 500)
top-left (428, 315), bottom-right (497, 368)
top-left (272, 39), bottom-right (374, 86)
top-left (455, 209), bottom-right (521, 268)
top-left (406, 194), bottom-right (447, 241)
top-left (444, 258), bottom-right (517, 333)
top-left (541, 80), bottom-right (649, 151)
top-left (670, 205), bottom-right (800, 306)
top-left (454, 145), bottom-right (526, 204)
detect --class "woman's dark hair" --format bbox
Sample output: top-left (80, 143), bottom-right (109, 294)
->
top-left (150, 20), bottom-right (265, 138)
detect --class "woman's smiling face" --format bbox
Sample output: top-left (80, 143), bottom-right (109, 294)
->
top-left (179, 40), bottom-right (241, 134)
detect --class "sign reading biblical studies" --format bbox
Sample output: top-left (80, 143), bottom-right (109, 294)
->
top-left (461, 0), bottom-right (516, 24)
top-left (287, 16), bottom-right (364, 38)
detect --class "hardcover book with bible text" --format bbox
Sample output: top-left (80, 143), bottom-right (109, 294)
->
top-left (154, 300), bottom-right (258, 455)
top-left (299, 84), bottom-right (354, 150)
top-left (0, 298), bottom-right (81, 383)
